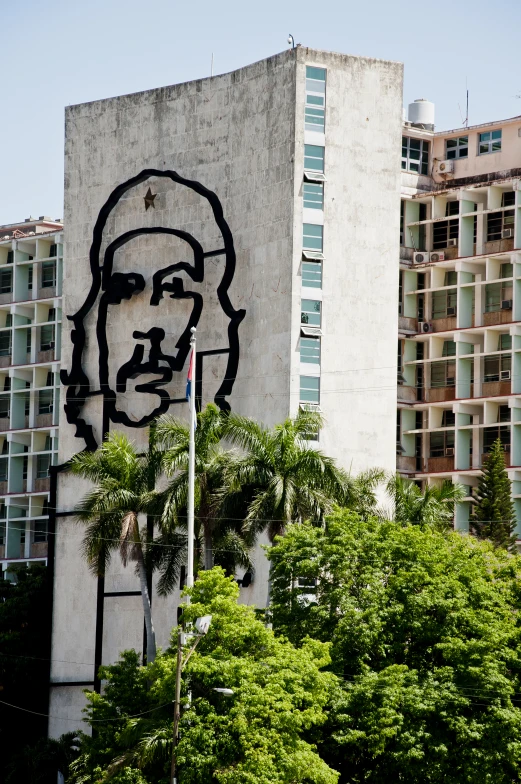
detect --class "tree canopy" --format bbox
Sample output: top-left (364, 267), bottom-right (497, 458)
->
top-left (268, 510), bottom-right (521, 783)
top-left (471, 437), bottom-right (517, 551)
top-left (69, 568), bottom-right (338, 784)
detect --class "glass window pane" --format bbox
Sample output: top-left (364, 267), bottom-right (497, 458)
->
top-left (479, 143), bottom-right (489, 155)
top-left (459, 148), bottom-right (468, 158)
top-left (306, 66), bottom-right (326, 82)
top-left (300, 337), bottom-right (320, 364)
top-left (303, 182), bottom-right (324, 210)
top-left (446, 139), bottom-right (457, 148)
top-left (302, 261), bottom-right (322, 288)
top-left (301, 299), bottom-right (321, 326)
top-left (492, 130), bottom-right (502, 140)
top-left (306, 95), bottom-right (324, 106)
top-left (492, 140), bottom-right (502, 151)
top-left (300, 375), bottom-right (320, 403)
top-left (304, 144), bottom-right (324, 172)
top-left (409, 138), bottom-right (421, 150)
top-left (303, 223), bottom-right (323, 251)
top-left (480, 132), bottom-right (491, 142)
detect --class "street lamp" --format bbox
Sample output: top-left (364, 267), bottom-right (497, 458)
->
top-left (213, 687), bottom-right (234, 696)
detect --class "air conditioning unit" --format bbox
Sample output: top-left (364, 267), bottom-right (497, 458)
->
top-left (429, 251), bottom-right (445, 262)
top-left (501, 299), bottom-right (513, 310)
top-left (446, 306), bottom-right (456, 316)
top-left (419, 322), bottom-right (434, 333)
top-left (413, 251), bottom-right (429, 265)
top-left (447, 238), bottom-right (458, 247)
top-left (502, 228), bottom-right (514, 239)
top-left (500, 370), bottom-right (511, 381)
top-left (445, 447), bottom-right (455, 456)
top-left (436, 160), bottom-right (455, 174)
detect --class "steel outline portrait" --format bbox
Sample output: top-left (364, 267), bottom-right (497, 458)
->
top-left (61, 169), bottom-right (246, 450)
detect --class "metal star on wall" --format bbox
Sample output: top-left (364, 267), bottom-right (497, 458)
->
top-left (144, 187), bottom-right (157, 210)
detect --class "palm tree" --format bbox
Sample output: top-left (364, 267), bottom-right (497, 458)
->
top-left (383, 474), bottom-right (465, 530)
top-left (70, 432), bottom-right (163, 664)
top-left (154, 404), bottom-right (252, 585)
top-left (219, 409), bottom-right (351, 542)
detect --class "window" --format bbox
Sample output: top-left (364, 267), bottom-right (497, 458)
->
top-left (442, 340), bottom-right (456, 356)
top-left (46, 371), bottom-right (53, 387)
top-left (432, 202), bottom-right (459, 250)
top-left (446, 270), bottom-right (458, 286)
top-left (38, 389), bottom-right (53, 415)
top-left (26, 329), bottom-right (31, 354)
top-left (44, 435), bottom-right (52, 450)
top-left (0, 399), bottom-right (9, 418)
top-left (3, 377), bottom-right (9, 391)
top-left (300, 336), bottom-right (320, 364)
top-left (41, 261), bottom-right (56, 288)
top-left (431, 361), bottom-right (456, 388)
top-left (300, 375), bottom-right (320, 404)
top-left (301, 299), bottom-right (321, 327)
top-left (0, 333), bottom-right (11, 357)
top-left (24, 393), bottom-right (30, 416)
top-left (499, 333), bottom-right (512, 351)
top-left (6, 251), bottom-right (13, 264)
top-left (0, 269), bottom-right (12, 294)
top-left (305, 66), bottom-right (326, 133)
top-left (400, 201), bottom-right (405, 246)
top-left (303, 223), bottom-right (323, 251)
top-left (484, 353), bottom-right (511, 382)
top-left (28, 266), bottom-right (33, 290)
top-left (302, 261), bottom-right (322, 289)
top-left (401, 137), bottom-right (430, 175)
top-left (47, 307), bottom-right (56, 321)
top-left (49, 244), bottom-right (57, 258)
top-left (432, 289), bottom-right (457, 319)
top-left (479, 129), bottom-right (502, 155)
top-left (485, 283), bottom-right (501, 312)
top-left (36, 453), bottom-right (50, 479)
top-left (397, 340), bottom-right (403, 373)
top-left (429, 430), bottom-right (455, 457)
top-left (498, 405), bottom-right (510, 423)
top-left (303, 181), bottom-right (324, 210)
top-left (40, 324), bottom-right (55, 351)
top-left (22, 456), bottom-right (28, 480)
top-left (442, 410), bottom-right (456, 427)
top-left (304, 144), bottom-right (324, 172)
top-left (33, 519), bottom-right (48, 543)
top-left (445, 136), bottom-right (468, 159)
top-left (483, 425), bottom-right (509, 453)
top-left (500, 263), bottom-right (513, 279)
top-left (0, 458), bottom-right (7, 482)
top-left (487, 195), bottom-right (515, 241)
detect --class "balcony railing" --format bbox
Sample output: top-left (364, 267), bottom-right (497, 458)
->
top-left (425, 386), bottom-right (456, 403)
top-left (425, 455), bottom-right (455, 473)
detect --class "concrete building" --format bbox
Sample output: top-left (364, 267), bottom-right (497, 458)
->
top-left (398, 106), bottom-right (521, 531)
top-left (0, 217), bottom-right (63, 575)
top-left (49, 47), bottom-right (403, 734)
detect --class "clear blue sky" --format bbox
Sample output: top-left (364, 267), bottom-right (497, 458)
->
top-left (2, 0), bottom-right (520, 225)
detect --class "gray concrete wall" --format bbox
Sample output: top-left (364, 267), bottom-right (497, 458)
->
top-left (50, 50), bottom-right (298, 736)
top-left (49, 47), bottom-right (404, 737)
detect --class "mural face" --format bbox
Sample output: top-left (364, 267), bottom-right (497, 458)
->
top-left (61, 169), bottom-right (245, 450)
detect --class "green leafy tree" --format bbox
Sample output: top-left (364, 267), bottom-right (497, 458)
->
top-left (70, 568), bottom-right (338, 784)
top-left (383, 474), bottom-right (465, 530)
top-left (154, 404), bottom-right (252, 582)
top-left (70, 431), bottom-right (163, 663)
top-left (268, 510), bottom-right (521, 783)
top-left (219, 409), bottom-right (351, 542)
top-left (0, 564), bottom-right (52, 783)
top-left (471, 437), bottom-right (516, 550)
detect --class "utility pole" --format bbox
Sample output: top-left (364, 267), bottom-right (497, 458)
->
top-left (170, 630), bottom-right (183, 784)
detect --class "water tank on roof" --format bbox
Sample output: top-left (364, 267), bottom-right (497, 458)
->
top-left (408, 99), bottom-right (435, 130)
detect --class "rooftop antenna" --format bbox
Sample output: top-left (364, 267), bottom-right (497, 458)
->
top-left (288, 34), bottom-right (295, 49)
top-left (457, 78), bottom-right (469, 127)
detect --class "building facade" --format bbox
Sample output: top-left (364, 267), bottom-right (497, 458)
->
top-left (0, 218), bottom-right (63, 575)
top-left (48, 47), bottom-right (403, 734)
top-left (398, 108), bottom-right (521, 532)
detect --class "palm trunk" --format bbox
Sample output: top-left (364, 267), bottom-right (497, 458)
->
top-left (135, 544), bottom-right (157, 664)
top-left (204, 523), bottom-right (213, 571)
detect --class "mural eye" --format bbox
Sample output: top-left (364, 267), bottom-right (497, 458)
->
top-left (104, 273), bottom-right (145, 304)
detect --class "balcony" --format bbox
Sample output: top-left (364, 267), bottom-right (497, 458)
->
top-left (481, 380), bottom-right (511, 397)
top-left (37, 349), bottom-right (55, 363)
top-left (425, 455), bottom-right (455, 473)
top-left (29, 541), bottom-right (48, 558)
top-left (0, 356), bottom-right (11, 369)
top-left (0, 417), bottom-right (9, 431)
top-left (36, 413), bottom-right (53, 428)
top-left (425, 386), bottom-right (456, 403)
top-left (398, 384), bottom-right (417, 403)
top-left (34, 477), bottom-right (50, 492)
top-left (400, 247), bottom-right (414, 263)
top-left (483, 237), bottom-right (515, 255)
top-left (431, 316), bottom-right (457, 333)
top-left (397, 455), bottom-right (416, 472)
top-left (37, 286), bottom-right (56, 300)
top-left (399, 315), bottom-right (418, 332)
top-left (483, 309), bottom-right (512, 327)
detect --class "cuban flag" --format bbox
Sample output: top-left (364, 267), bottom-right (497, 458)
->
top-left (186, 348), bottom-right (195, 402)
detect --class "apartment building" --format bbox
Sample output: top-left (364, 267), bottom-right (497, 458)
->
top-left (49, 47), bottom-right (403, 734)
top-left (398, 104), bottom-right (521, 531)
top-left (0, 218), bottom-right (63, 575)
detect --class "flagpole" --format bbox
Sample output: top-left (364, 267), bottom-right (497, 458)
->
top-left (187, 327), bottom-right (196, 595)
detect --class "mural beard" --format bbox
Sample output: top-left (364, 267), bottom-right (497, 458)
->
top-left (61, 169), bottom-right (246, 450)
